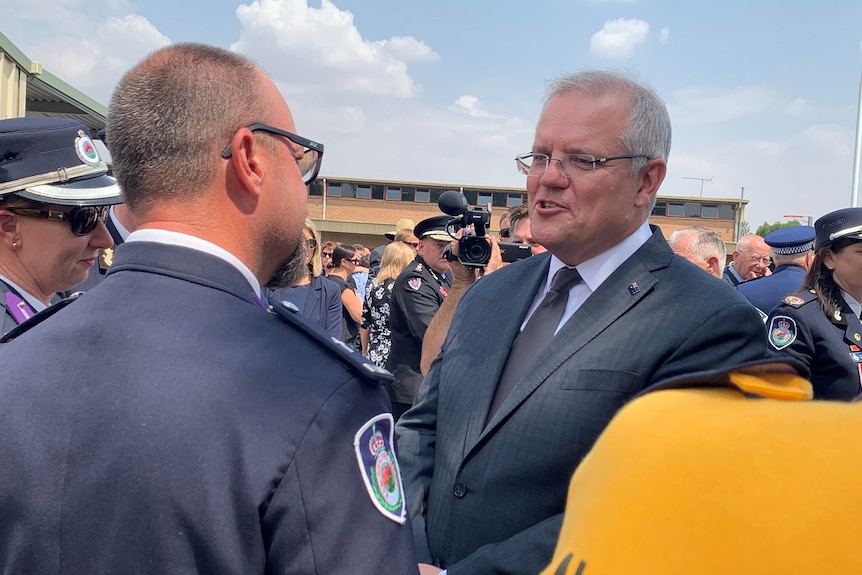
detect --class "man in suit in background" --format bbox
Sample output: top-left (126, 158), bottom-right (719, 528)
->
top-left (723, 234), bottom-right (771, 286)
top-left (396, 70), bottom-right (766, 575)
top-left (669, 225), bottom-right (727, 279)
top-left (0, 43), bottom-right (417, 574)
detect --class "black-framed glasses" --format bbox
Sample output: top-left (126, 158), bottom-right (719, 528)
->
top-left (499, 227), bottom-right (511, 239)
top-left (322, 251), bottom-right (333, 258)
top-left (305, 238), bottom-right (318, 250)
top-left (221, 123), bottom-right (324, 184)
top-left (8, 206), bottom-right (109, 236)
top-left (515, 152), bottom-right (649, 179)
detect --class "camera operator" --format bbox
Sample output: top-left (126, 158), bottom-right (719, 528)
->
top-left (419, 236), bottom-right (503, 376)
top-left (508, 204), bottom-right (547, 255)
top-left (386, 216), bottom-right (453, 420)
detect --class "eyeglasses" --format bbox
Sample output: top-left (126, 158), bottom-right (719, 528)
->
top-left (515, 152), bottom-right (649, 179)
top-left (305, 238), bottom-right (318, 250)
top-left (221, 123), bottom-right (324, 184)
top-left (402, 240), bottom-right (419, 248)
top-left (747, 255), bottom-right (772, 266)
top-left (8, 206), bottom-right (109, 236)
top-left (499, 228), bottom-right (511, 239)
top-left (322, 251), bottom-right (333, 258)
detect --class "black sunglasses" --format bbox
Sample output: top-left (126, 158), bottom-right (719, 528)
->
top-left (500, 227), bottom-right (511, 239)
top-left (220, 123), bottom-right (324, 184)
top-left (9, 206), bottom-right (109, 236)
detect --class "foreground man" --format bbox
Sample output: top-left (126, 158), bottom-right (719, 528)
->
top-left (397, 70), bottom-right (765, 575)
top-left (0, 43), bottom-right (417, 574)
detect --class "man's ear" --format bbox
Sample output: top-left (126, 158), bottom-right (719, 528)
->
top-left (706, 255), bottom-right (720, 275)
top-left (225, 128), bottom-right (266, 200)
top-left (634, 158), bottom-right (667, 209)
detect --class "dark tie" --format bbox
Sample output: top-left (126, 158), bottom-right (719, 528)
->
top-left (486, 266), bottom-right (582, 422)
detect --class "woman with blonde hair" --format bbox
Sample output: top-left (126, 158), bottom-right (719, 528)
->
top-left (266, 218), bottom-right (341, 338)
top-left (361, 241), bottom-right (416, 367)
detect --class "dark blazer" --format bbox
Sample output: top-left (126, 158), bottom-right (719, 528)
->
top-left (722, 265), bottom-right (743, 286)
top-left (396, 226), bottom-right (767, 575)
top-left (0, 241), bottom-right (418, 574)
top-left (266, 274), bottom-right (342, 339)
top-left (737, 264), bottom-right (806, 315)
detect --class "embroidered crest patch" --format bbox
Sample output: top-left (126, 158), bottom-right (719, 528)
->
top-left (353, 413), bottom-right (406, 524)
top-left (768, 315), bottom-right (797, 350)
top-left (783, 295), bottom-right (805, 306)
top-left (407, 277), bottom-right (422, 291)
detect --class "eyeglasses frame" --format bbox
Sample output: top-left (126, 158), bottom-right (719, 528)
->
top-left (221, 123), bottom-right (324, 184)
top-left (7, 205), bottom-right (109, 236)
top-left (515, 152), bottom-right (650, 178)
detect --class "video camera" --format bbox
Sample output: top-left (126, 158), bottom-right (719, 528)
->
top-left (437, 190), bottom-right (532, 268)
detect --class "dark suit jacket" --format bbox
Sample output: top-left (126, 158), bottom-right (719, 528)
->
top-left (722, 265), bottom-right (743, 286)
top-left (0, 241), bottom-right (418, 574)
top-left (396, 226), bottom-right (767, 575)
top-left (267, 274), bottom-right (342, 339)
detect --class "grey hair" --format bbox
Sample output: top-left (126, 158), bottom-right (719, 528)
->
top-left (544, 70), bottom-right (672, 179)
top-left (669, 226), bottom-right (726, 264)
top-left (107, 43), bottom-right (274, 213)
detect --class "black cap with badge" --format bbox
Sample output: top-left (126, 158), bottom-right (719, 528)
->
top-left (414, 215), bottom-right (453, 242)
top-left (814, 208), bottom-right (862, 251)
top-left (0, 117), bottom-right (122, 206)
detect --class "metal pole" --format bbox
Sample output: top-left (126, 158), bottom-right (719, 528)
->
top-left (853, 66), bottom-right (862, 206)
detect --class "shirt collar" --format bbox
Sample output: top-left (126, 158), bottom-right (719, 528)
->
top-left (545, 220), bottom-right (653, 292)
top-left (0, 274), bottom-right (47, 313)
top-left (126, 229), bottom-right (262, 298)
top-left (841, 290), bottom-right (862, 319)
top-left (109, 206), bottom-right (132, 241)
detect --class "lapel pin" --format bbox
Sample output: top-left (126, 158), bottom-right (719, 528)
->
top-left (628, 282), bottom-right (640, 295)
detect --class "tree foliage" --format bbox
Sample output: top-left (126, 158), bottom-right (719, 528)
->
top-left (755, 220), bottom-right (800, 237)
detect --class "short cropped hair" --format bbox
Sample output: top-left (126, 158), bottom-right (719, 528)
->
top-left (669, 226), bottom-right (726, 264)
top-left (108, 43), bottom-right (273, 213)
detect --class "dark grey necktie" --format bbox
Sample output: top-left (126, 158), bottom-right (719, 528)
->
top-left (486, 266), bottom-right (582, 422)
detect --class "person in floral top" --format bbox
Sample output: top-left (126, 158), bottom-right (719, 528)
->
top-left (361, 241), bottom-right (416, 367)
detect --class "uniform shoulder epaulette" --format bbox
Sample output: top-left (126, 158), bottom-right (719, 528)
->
top-left (268, 299), bottom-right (395, 386)
top-left (781, 290), bottom-right (816, 308)
top-left (0, 292), bottom-right (82, 344)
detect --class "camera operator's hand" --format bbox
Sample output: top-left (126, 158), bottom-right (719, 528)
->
top-left (446, 240), bottom-right (479, 288)
top-left (482, 234), bottom-right (503, 276)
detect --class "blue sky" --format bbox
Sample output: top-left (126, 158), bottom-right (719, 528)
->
top-left (3, 0), bottom-right (862, 228)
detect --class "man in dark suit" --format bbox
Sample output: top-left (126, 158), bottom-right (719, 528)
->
top-left (723, 234), bottom-right (772, 285)
top-left (0, 43), bottom-right (417, 574)
top-left (396, 70), bottom-right (766, 575)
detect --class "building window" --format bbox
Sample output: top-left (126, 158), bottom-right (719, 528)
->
top-left (386, 187), bottom-right (401, 201)
top-left (308, 181), bottom-right (324, 196)
top-left (719, 205), bottom-right (735, 220)
top-left (430, 188), bottom-right (445, 203)
top-left (342, 183), bottom-right (357, 198)
top-left (702, 204), bottom-right (719, 218)
top-left (415, 189), bottom-right (430, 203)
top-left (464, 190), bottom-right (478, 205)
top-left (492, 192), bottom-right (507, 208)
top-left (507, 194), bottom-right (526, 207)
top-left (357, 185), bottom-right (371, 199)
top-left (651, 201), bottom-right (667, 216)
top-left (668, 202), bottom-right (684, 216)
top-left (371, 185), bottom-right (385, 200)
top-left (477, 192), bottom-right (492, 208)
top-left (684, 202), bottom-right (701, 217)
top-left (401, 187), bottom-right (415, 202)
top-left (327, 183), bottom-right (342, 197)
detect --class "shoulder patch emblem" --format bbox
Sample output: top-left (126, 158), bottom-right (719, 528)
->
top-left (783, 295), bottom-right (805, 306)
top-left (407, 277), bottom-right (422, 291)
top-left (354, 414), bottom-right (406, 524)
top-left (768, 315), bottom-right (797, 350)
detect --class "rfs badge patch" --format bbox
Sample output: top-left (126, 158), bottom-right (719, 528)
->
top-left (768, 315), bottom-right (797, 350)
top-left (353, 414), bottom-right (406, 524)
top-left (407, 277), bottom-right (422, 291)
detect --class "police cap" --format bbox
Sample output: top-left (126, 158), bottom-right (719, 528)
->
top-left (414, 215), bottom-right (452, 242)
top-left (814, 207), bottom-right (862, 251)
top-left (0, 117), bottom-right (122, 206)
top-left (764, 225), bottom-right (815, 255)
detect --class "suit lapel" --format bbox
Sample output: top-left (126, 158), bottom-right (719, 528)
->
top-left (476, 229), bottom-right (673, 443)
top-left (461, 255), bottom-right (551, 450)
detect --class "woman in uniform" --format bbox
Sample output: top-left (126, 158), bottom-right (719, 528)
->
top-left (0, 117), bottom-right (122, 336)
top-left (766, 207), bottom-right (862, 399)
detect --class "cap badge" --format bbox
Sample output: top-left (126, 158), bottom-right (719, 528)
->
top-left (74, 130), bottom-right (101, 166)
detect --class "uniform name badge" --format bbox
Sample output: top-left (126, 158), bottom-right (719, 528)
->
top-left (353, 413), bottom-right (406, 524)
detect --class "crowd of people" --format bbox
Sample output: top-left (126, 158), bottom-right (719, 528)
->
top-left (1, 41), bottom-right (862, 575)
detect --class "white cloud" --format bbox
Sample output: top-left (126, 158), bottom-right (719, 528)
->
top-left (232, 0), bottom-right (438, 99)
top-left (589, 18), bottom-right (650, 59)
top-left (659, 27), bottom-right (670, 44)
top-left (449, 95), bottom-right (500, 119)
top-left (668, 85), bottom-right (777, 124)
top-left (783, 98), bottom-right (809, 116)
